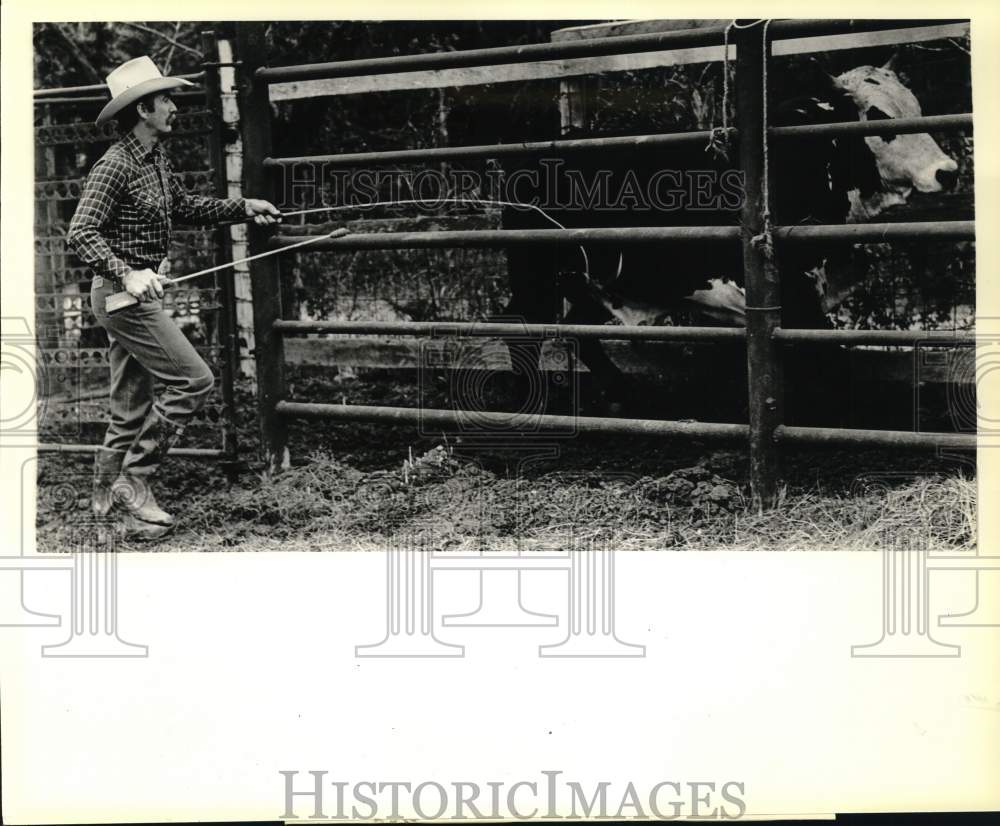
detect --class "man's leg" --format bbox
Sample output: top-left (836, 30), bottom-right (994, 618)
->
top-left (93, 334), bottom-right (154, 517)
top-left (102, 338), bottom-right (155, 451)
top-left (92, 281), bottom-right (214, 529)
top-left (91, 276), bottom-right (154, 519)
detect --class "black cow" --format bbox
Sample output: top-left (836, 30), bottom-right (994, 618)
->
top-left (495, 64), bottom-right (956, 411)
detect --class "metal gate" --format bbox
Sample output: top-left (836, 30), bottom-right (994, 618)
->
top-left (235, 19), bottom-right (977, 506)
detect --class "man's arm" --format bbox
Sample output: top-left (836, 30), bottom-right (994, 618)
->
top-left (167, 167), bottom-right (281, 226)
top-left (167, 172), bottom-right (247, 226)
top-left (67, 158), bottom-right (133, 281)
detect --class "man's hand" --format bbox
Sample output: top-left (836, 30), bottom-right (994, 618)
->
top-left (245, 198), bottom-right (282, 226)
top-left (123, 268), bottom-right (164, 302)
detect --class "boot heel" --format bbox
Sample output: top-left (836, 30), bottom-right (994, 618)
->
top-left (92, 448), bottom-right (126, 518)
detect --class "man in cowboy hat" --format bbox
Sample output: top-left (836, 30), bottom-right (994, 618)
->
top-left (68, 56), bottom-right (281, 540)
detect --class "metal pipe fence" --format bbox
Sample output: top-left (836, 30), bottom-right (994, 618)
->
top-left (276, 401), bottom-right (751, 441)
top-left (269, 227), bottom-right (742, 250)
top-left (263, 113), bottom-right (972, 169)
top-left (255, 20), bottom-right (962, 84)
top-left (36, 444), bottom-right (226, 458)
top-left (272, 320), bottom-right (747, 341)
top-left (772, 329), bottom-right (976, 345)
top-left (773, 426), bottom-right (976, 450)
top-left (274, 321), bottom-right (977, 347)
top-left (264, 129), bottom-right (731, 168)
top-left (267, 221), bottom-right (974, 253)
top-left (774, 221), bottom-right (974, 244)
top-left (236, 19), bottom-right (977, 504)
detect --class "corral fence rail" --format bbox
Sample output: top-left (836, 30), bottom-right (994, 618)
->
top-left (235, 19), bottom-right (976, 506)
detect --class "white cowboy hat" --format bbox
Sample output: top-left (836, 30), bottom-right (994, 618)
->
top-left (96, 56), bottom-right (194, 125)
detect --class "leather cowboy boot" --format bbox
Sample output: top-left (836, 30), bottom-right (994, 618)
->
top-left (114, 412), bottom-right (183, 527)
top-left (92, 447), bottom-right (125, 518)
top-left (120, 512), bottom-right (175, 542)
top-left (113, 476), bottom-right (175, 527)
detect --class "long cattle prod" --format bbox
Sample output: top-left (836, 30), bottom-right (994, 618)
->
top-left (105, 226), bottom-right (352, 315)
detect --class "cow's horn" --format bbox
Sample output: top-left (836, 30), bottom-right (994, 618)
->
top-left (881, 52), bottom-right (899, 72)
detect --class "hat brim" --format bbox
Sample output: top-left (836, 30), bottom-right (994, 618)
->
top-left (96, 76), bottom-right (195, 125)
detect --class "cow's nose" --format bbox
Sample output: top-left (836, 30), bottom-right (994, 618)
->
top-left (936, 167), bottom-right (958, 190)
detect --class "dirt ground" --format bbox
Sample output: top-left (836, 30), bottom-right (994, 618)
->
top-left (35, 367), bottom-right (976, 553)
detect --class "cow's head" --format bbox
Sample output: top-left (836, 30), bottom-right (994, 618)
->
top-left (833, 58), bottom-right (959, 210)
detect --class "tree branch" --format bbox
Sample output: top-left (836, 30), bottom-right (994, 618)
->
top-left (46, 22), bottom-right (104, 84)
top-left (161, 22), bottom-right (183, 73)
top-left (119, 21), bottom-right (203, 58)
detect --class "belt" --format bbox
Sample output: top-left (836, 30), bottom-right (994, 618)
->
top-left (92, 260), bottom-right (161, 289)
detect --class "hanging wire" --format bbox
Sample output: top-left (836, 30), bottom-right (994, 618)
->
top-left (705, 20), bottom-right (737, 161)
top-left (745, 19), bottom-right (776, 264)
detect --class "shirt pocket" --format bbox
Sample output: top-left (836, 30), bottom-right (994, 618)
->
top-left (130, 184), bottom-right (165, 221)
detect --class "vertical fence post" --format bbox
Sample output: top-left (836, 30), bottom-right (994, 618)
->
top-left (235, 22), bottom-right (289, 474)
top-left (736, 22), bottom-right (784, 509)
top-left (216, 36), bottom-right (257, 380)
top-left (201, 30), bottom-right (241, 479)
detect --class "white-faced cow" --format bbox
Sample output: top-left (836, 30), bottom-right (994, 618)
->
top-left (497, 61), bottom-right (961, 407)
top-left (835, 61), bottom-right (959, 223)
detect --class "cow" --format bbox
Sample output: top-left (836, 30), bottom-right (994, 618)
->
top-left (494, 60), bottom-right (961, 411)
top-left (835, 59), bottom-right (959, 223)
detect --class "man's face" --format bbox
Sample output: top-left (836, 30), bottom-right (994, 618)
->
top-left (140, 93), bottom-right (178, 137)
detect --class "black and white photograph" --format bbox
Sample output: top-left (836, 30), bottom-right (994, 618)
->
top-left (23, 17), bottom-right (981, 552)
top-left (2, 4), bottom-right (998, 823)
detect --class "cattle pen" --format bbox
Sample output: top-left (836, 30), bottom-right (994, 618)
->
top-left (235, 18), bottom-right (976, 508)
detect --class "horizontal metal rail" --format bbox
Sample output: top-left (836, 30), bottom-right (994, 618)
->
top-left (767, 19), bottom-right (967, 39)
top-left (33, 89), bottom-right (205, 106)
top-left (275, 403), bottom-right (974, 450)
top-left (257, 20), bottom-right (960, 83)
top-left (774, 221), bottom-right (974, 243)
top-left (270, 226), bottom-right (742, 250)
top-left (33, 72), bottom-right (204, 98)
top-left (273, 321), bottom-right (977, 347)
top-left (258, 26), bottom-right (732, 82)
top-left (272, 319), bottom-right (746, 341)
top-left (265, 128), bottom-right (732, 168)
top-left (771, 113), bottom-right (973, 139)
top-left (773, 329), bottom-right (977, 345)
top-left (276, 401), bottom-right (750, 440)
top-left (36, 444), bottom-right (225, 459)
top-left (34, 96), bottom-right (126, 106)
top-left (271, 221), bottom-right (973, 251)
top-left (264, 114), bottom-right (973, 169)
top-left (774, 425), bottom-right (976, 450)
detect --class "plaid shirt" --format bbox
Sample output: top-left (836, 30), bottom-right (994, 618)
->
top-left (68, 132), bottom-right (246, 282)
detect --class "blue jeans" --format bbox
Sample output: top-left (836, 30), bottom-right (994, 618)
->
top-left (91, 276), bottom-right (214, 474)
